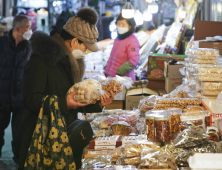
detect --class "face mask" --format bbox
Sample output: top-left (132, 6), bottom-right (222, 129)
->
top-left (20, 29), bottom-right (32, 40)
top-left (71, 43), bottom-right (86, 59)
top-left (117, 26), bottom-right (129, 34)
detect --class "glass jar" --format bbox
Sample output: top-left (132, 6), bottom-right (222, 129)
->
top-left (155, 114), bottom-right (170, 142)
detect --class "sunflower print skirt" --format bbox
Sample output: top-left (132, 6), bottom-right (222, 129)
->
top-left (24, 95), bottom-right (76, 170)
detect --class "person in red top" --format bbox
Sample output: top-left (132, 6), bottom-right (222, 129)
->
top-left (105, 13), bottom-right (140, 81)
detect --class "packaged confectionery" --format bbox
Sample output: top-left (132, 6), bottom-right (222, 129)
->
top-left (67, 79), bottom-right (104, 103)
top-left (110, 121), bottom-right (132, 136)
top-left (168, 109), bottom-right (182, 140)
top-left (81, 155), bottom-right (112, 169)
top-left (116, 157), bottom-right (140, 166)
top-left (138, 151), bottom-right (179, 170)
top-left (206, 126), bottom-right (219, 142)
top-left (156, 98), bottom-right (201, 105)
top-left (174, 128), bottom-right (209, 148)
top-left (189, 48), bottom-right (219, 57)
top-left (138, 96), bottom-right (156, 113)
top-left (154, 114), bottom-right (171, 143)
top-left (160, 144), bottom-right (186, 159)
top-left (201, 81), bottom-right (222, 90)
top-left (145, 113), bottom-right (155, 141)
top-left (180, 110), bottom-right (210, 131)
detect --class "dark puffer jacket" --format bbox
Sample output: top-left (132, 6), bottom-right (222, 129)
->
top-left (0, 30), bottom-right (31, 112)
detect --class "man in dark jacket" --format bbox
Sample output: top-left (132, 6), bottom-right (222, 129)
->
top-left (0, 15), bottom-right (31, 164)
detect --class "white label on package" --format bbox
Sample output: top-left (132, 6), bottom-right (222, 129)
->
top-left (95, 140), bottom-right (116, 146)
top-left (94, 146), bottom-right (116, 150)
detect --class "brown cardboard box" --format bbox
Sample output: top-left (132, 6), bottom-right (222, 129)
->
top-left (158, 89), bottom-right (167, 96)
top-left (125, 88), bottom-right (158, 110)
top-left (148, 80), bottom-right (165, 91)
top-left (105, 100), bottom-right (124, 110)
top-left (194, 40), bottom-right (222, 56)
top-left (194, 20), bottom-right (222, 41)
top-left (165, 77), bottom-right (183, 94)
top-left (164, 61), bottom-right (184, 78)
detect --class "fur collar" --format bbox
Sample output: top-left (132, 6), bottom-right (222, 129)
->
top-left (30, 31), bottom-right (85, 83)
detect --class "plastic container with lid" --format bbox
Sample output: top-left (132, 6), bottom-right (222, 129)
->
top-left (145, 113), bottom-right (156, 141)
top-left (206, 126), bottom-right (219, 142)
top-left (168, 109), bottom-right (182, 140)
top-left (154, 113), bottom-right (171, 142)
top-left (188, 153), bottom-right (222, 170)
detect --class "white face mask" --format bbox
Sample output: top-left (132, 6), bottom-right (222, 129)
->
top-left (21, 29), bottom-right (32, 40)
top-left (117, 26), bottom-right (129, 34)
top-left (71, 43), bottom-right (86, 59)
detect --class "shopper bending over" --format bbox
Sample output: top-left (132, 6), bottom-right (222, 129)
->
top-left (17, 7), bottom-right (114, 170)
top-left (105, 13), bottom-right (140, 81)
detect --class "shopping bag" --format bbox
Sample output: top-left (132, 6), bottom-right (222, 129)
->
top-left (24, 95), bottom-right (76, 170)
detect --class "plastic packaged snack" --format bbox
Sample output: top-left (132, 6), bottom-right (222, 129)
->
top-left (206, 126), bottom-right (219, 142)
top-left (154, 114), bottom-right (171, 142)
top-left (168, 109), bottom-right (182, 140)
top-left (111, 147), bottom-right (122, 162)
top-left (139, 151), bottom-right (179, 170)
top-left (110, 121), bottom-right (132, 136)
top-left (121, 142), bottom-right (160, 158)
top-left (156, 98), bottom-right (201, 105)
top-left (175, 151), bottom-right (194, 167)
top-left (67, 79), bottom-right (104, 103)
top-left (82, 155), bottom-right (112, 169)
top-left (102, 76), bottom-right (133, 96)
top-left (160, 144), bottom-right (186, 159)
top-left (116, 157), bottom-right (140, 166)
top-left (186, 106), bottom-right (204, 112)
top-left (191, 48), bottom-right (219, 57)
top-left (174, 128), bottom-right (209, 148)
top-left (136, 117), bottom-right (146, 134)
top-left (201, 82), bottom-right (222, 90)
top-left (138, 96), bottom-right (156, 113)
top-left (145, 113), bottom-right (155, 141)
top-left (180, 114), bottom-right (206, 131)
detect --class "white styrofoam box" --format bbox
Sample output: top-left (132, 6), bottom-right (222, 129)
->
top-left (188, 153), bottom-right (222, 170)
top-left (114, 86), bottom-right (126, 101)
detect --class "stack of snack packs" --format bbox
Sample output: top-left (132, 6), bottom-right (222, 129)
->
top-left (91, 110), bottom-right (146, 136)
top-left (160, 127), bottom-right (221, 167)
top-left (111, 141), bottom-right (179, 169)
top-left (67, 76), bottom-right (133, 103)
top-left (185, 48), bottom-right (222, 99)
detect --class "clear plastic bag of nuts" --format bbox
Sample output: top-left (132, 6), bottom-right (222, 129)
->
top-left (67, 79), bottom-right (105, 103)
top-left (138, 96), bottom-right (156, 113)
top-left (101, 76), bottom-right (133, 96)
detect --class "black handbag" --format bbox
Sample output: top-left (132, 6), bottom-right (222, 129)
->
top-left (67, 119), bottom-right (93, 152)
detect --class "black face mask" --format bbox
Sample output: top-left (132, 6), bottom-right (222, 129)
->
top-left (117, 26), bottom-right (135, 40)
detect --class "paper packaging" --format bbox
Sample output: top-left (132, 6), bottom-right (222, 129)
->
top-left (147, 53), bottom-right (186, 81)
top-left (194, 40), bottom-right (222, 56)
top-left (125, 88), bottom-right (158, 110)
top-left (164, 61), bottom-right (184, 78)
top-left (165, 77), bottom-right (183, 93)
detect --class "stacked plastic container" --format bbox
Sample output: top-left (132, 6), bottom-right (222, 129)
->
top-left (186, 48), bottom-right (222, 99)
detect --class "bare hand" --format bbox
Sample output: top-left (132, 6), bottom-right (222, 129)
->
top-left (100, 91), bottom-right (114, 107)
top-left (66, 90), bottom-right (90, 109)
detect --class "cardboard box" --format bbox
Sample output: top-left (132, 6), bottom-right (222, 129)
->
top-left (164, 61), bottom-right (184, 78)
top-left (105, 100), bottom-right (124, 110)
top-left (114, 87), bottom-right (126, 100)
top-left (194, 40), bottom-right (222, 56)
top-left (165, 77), bottom-right (183, 93)
top-left (148, 80), bottom-right (165, 91)
top-left (158, 89), bottom-right (167, 96)
top-left (194, 20), bottom-right (222, 41)
top-left (147, 53), bottom-right (187, 81)
top-left (125, 88), bottom-right (158, 110)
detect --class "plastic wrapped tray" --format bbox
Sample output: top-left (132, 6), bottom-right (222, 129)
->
top-left (189, 48), bottom-right (219, 56)
top-left (156, 98), bottom-right (201, 105)
top-left (201, 82), bottom-right (222, 90)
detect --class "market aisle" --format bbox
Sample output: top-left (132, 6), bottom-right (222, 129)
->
top-left (0, 118), bottom-right (17, 170)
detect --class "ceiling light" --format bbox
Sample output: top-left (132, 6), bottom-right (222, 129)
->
top-left (122, 0), bottom-right (134, 19)
top-left (148, 1), bottom-right (158, 14)
top-left (134, 10), bottom-right (143, 25)
top-left (143, 10), bottom-right (152, 21)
